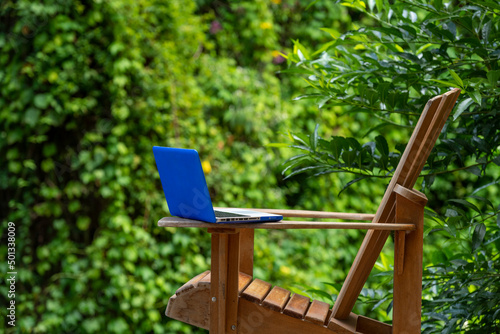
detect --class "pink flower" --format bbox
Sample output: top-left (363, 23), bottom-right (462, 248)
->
top-left (210, 21), bottom-right (222, 34)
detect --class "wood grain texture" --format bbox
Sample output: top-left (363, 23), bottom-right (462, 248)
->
top-left (168, 271), bottom-right (399, 333)
top-left (210, 233), bottom-right (226, 334)
top-left (237, 298), bottom-right (334, 334)
top-left (305, 300), bottom-right (330, 325)
top-left (283, 293), bottom-right (310, 319)
top-left (393, 184), bottom-right (428, 207)
top-left (165, 283), bottom-right (210, 330)
top-left (355, 315), bottom-right (392, 334)
top-left (199, 271), bottom-right (211, 286)
top-left (395, 230), bottom-right (406, 275)
top-left (240, 229), bottom-right (255, 276)
top-left (262, 286), bottom-right (291, 312)
top-left (238, 272), bottom-right (253, 293)
top-left (331, 89), bottom-right (460, 320)
top-left (393, 193), bottom-right (425, 333)
top-left (226, 233), bottom-right (241, 333)
top-left (175, 270), bottom-right (210, 295)
top-left (241, 279), bottom-right (272, 304)
top-left (158, 217), bottom-right (415, 230)
top-left (327, 312), bottom-right (358, 333)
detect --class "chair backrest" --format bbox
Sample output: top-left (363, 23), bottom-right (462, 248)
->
top-left (373, 87), bottom-right (461, 225)
top-left (332, 88), bottom-right (461, 319)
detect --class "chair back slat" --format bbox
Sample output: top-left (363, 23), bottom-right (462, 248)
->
top-left (403, 90), bottom-right (460, 187)
top-left (373, 88), bottom-right (460, 225)
top-left (331, 88), bottom-right (461, 320)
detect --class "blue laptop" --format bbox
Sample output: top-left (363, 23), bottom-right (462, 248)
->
top-left (153, 146), bottom-right (283, 223)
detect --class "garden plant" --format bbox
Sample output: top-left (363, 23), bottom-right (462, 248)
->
top-left (1, 0), bottom-right (499, 333)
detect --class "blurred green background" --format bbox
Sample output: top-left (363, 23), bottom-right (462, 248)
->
top-left (1, 0), bottom-right (499, 333)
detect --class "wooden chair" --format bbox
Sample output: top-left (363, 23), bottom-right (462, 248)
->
top-left (159, 88), bottom-right (461, 334)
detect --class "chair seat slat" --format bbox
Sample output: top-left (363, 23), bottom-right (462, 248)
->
top-left (262, 286), bottom-right (291, 312)
top-left (305, 300), bottom-right (330, 325)
top-left (283, 293), bottom-right (311, 319)
top-left (241, 279), bottom-right (272, 304)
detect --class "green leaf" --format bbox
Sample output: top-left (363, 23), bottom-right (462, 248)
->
top-left (339, 176), bottom-right (368, 195)
top-left (429, 79), bottom-right (460, 88)
top-left (24, 108), bottom-right (41, 127)
top-left (310, 124), bottom-right (320, 151)
top-left (292, 39), bottom-right (310, 61)
top-left (312, 41), bottom-right (336, 57)
top-left (34, 94), bottom-right (50, 109)
top-left (486, 70), bottom-right (500, 86)
top-left (320, 28), bottom-right (340, 39)
top-left (376, 82), bottom-right (391, 103)
top-left (367, 0), bottom-right (375, 11)
top-left (470, 180), bottom-right (500, 195)
top-left (467, 90), bottom-right (481, 106)
top-left (371, 296), bottom-right (390, 311)
top-left (448, 198), bottom-right (482, 214)
top-left (472, 223), bottom-right (486, 250)
top-left (386, 300), bottom-right (393, 315)
top-left (293, 94), bottom-right (323, 101)
top-left (107, 318), bottom-right (129, 333)
top-left (445, 209), bottom-right (458, 217)
top-left (305, 0), bottom-right (321, 10)
top-left (323, 282), bottom-right (343, 293)
top-left (448, 69), bottom-right (463, 88)
top-left (346, 137), bottom-right (362, 151)
top-left (416, 43), bottom-right (434, 54)
top-left (482, 20), bottom-right (492, 44)
top-left (466, 165), bottom-right (481, 176)
top-left (330, 136), bottom-right (348, 161)
top-left (288, 131), bottom-right (308, 146)
top-left (283, 165), bottom-right (326, 180)
top-left (466, 195), bottom-right (494, 210)
top-left (375, 135), bottom-right (389, 156)
top-left (342, 150), bottom-right (357, 166)
top-left (380, 251), bottom-right (392, 270)
top-left (306, 288), bottom-right (333, 300)
top-left (318, 96), bottom-right (332, 108)
top-left (453, 98), bottom-right (474, 120)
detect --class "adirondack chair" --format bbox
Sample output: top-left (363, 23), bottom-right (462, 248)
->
top-left (158, 88), bottom-right (461, 334)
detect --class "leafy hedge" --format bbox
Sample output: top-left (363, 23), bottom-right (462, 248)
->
top-left (0, 0), bottom-right (292, 332)
top-left (0, 0), bottom-right (363, 333)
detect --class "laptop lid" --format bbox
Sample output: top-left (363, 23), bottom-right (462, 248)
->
top-left (153, 146), bottom-right (218, 223)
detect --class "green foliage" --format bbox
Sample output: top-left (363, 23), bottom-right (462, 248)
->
top-left (281, 0), bottom-right (500, 331)
top-left (1, 0), bottom-right (215, 332)
top-left (3, 0), bottom-right (497, 332)
top-left (0, 0), bottom-right (300, 332)
top-left (0, 0), bottom-right (365, 333)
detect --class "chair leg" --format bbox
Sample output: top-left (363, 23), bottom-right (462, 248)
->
top-left (239, 228), bottom-right (254, 277)
top-left (393, 192), bottom-right (425, 333)
top-left (209, 229), bottom-right (241, 334)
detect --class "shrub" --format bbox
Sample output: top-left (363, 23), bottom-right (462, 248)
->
top-left (281, 0), bottom-right (500, 331)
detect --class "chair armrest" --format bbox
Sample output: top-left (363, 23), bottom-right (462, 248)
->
top-left (213, 207), bottom-right (375, 221)
top-left (158, 217), bottom-right (415, 231)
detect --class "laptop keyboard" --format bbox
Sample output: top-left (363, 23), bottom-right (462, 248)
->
top-left (214, 210), bottom-right (249, 218)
